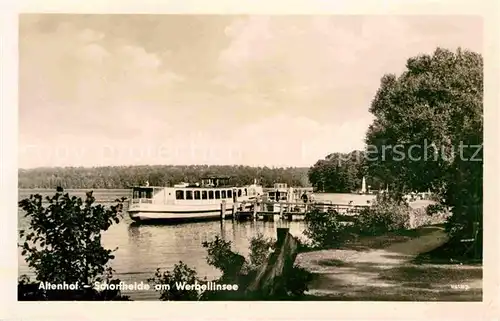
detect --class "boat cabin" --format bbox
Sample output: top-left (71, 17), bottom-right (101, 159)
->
top-left (265, 183), bottom-right (315, 203)
top-left (130, 176), bottom-right (262, 205)
top-left (266, 183), bottom-right (291, 202)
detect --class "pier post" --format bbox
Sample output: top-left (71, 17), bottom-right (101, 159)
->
top-left (252, 201), bottom-right (258, 221)
top-left (273, 205), bottom-right (281, 222)
top-left (279, 203), bottom-right (284, 218)
top-left (220, 200), bottom-right (226, 221)
top-left (232, 202), bottom-right (238, 221)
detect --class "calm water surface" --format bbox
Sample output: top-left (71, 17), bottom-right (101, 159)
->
top-left (17, 189), bottom-right (375, 300)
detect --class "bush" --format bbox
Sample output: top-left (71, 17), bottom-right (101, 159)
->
top-left (202, 235), bottom-right (246, 278)
top-left (148, 262), bottom-right (206, 301)
top-left (18, 189), bottom-right (129, 300)
top-left (410, 205), bottom-right (450, 228)
top-left (303, 207), bottom-right (353, 248)
top-left (248, 233), bottom-right (276, 269)
top-left (353, 197), bottom-right (411, 236)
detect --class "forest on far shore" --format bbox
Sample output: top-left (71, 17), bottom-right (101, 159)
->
top-left (18, 165), bottom-right (311, 189)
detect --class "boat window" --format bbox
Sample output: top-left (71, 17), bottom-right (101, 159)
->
top-left (238, 189), bottom-right (242, 197)
top-left (215, 190), bottom-right (220, 199)
top-left (135, 189), bottom-right (153, 199)
top-left (244, 188), bottom-right (247, 196)
top-left (194, 190), bottom-right (201, 200)
top-left (186, 190), bottom-right (193, 200)
top-left (227, 190), bottom-right (232, 198)
top-left (208, 190), bottom-right (214, 199)
top-left (175, 190), bottom-right (184, 200)
top-left (202, 191), bottom-right (208, 200)
top-left (221, 190), bottom-right (226, 198)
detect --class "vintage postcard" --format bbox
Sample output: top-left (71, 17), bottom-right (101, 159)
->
top-left (1, 0), bottom-right (499, 320)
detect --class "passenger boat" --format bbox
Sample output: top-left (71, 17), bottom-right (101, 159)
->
top-left (127, 176), bottom-right (264, 223)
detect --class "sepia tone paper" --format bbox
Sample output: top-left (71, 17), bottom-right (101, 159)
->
top-left (1, 0), bottom-right (499, 320)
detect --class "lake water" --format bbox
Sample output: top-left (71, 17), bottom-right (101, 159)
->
top-left (17, 189), bottom-right (376, 300)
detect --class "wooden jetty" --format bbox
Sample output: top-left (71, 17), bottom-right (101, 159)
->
top-left (220, 199), bottom-right (370, 222)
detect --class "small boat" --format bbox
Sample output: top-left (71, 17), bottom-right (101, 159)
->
top-left (127, 176), bottom-right (264, 223)
top-left (263, 183), bottom-right (314, 213)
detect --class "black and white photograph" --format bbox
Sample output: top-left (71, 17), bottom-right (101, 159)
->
top-left (1, 2), bottom-right (497, 318)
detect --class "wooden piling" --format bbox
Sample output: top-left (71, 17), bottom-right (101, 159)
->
top-left (232, 202), bottom-right (238, 221)
top-left (220, 200), bottom-right (226, 220)
top-left (252, 201), bottom-right (258, 220)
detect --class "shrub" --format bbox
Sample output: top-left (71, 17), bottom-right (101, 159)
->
top-left (248, 233), bottom-right (276, 269)
top-left (202, 235), bottom-right (246, 277)
top-left (410, 204), bottom-right (450, 228)
top-left (303, 207), bottom-right (353, 248)
top-left (148, 262), bottom-right (206, 301)
top-left (18, 189), bottom-right (129, 300)
top-left (353, 197), bottom-right (411, 236)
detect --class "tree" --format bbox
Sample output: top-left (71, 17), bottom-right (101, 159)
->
top-left (308, 150), bottom-right (367, 193)
top-left (18, 189), bottom-right (129, 300)
top-left (18, 165), bottom-right (310, 189)
top-left (365, 47), bottom-right (483, 243)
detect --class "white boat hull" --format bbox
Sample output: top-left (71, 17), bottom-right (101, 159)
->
top-left (128, 201), bottom-right (254, 223)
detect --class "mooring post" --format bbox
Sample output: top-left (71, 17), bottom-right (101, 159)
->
top-left (220, 200), bottom-right (226, 220)
top-left (252, 200), bottom-right (258, 220)
top-left (232, 202), bottom-right (238, 221)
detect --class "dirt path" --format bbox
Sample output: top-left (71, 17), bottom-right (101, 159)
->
top-left (295, 227), bottom-right (482, 301)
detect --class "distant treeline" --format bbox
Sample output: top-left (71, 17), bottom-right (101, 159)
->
top-left (18, 165), bottom-right (310, 189)
top-left (308, 150), bottom-right (384, 193)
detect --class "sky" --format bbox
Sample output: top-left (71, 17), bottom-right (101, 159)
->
top-left (18, 14), bottom-right (482, 168)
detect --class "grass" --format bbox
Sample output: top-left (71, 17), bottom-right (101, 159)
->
top-left (414, 237), bottom-right (482, 265)
top-left (336, 224), bottom-right (446, 252)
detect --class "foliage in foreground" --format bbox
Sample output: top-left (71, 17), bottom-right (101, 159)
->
top-left (18, 189), bottom-right (130, 300)
top-left (147, 263), bottom-right (207, 301)
top-left (152, 234), bottom-right (313, 301)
